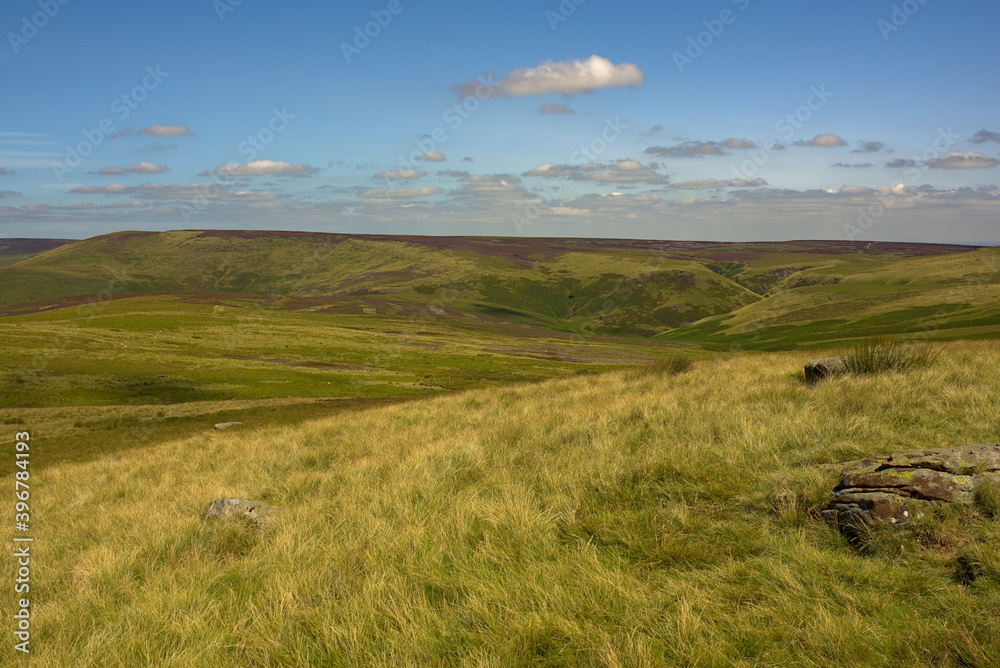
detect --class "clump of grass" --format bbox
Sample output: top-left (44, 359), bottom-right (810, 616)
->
top-left (841, 336), bottom-right (939, 376)
top-left (624, 355), bottom-right (693, 380)
top-left (974, 479), bottom-right (1000, 518)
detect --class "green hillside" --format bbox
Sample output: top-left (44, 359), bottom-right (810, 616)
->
top-left (0, 230), bottom-right (984, 339)
top-left (661, 246), bottom-right (1000, 349)
top-left (5, 342), bottom-right (999, 666)
top-left (0, 237), bottom-right (76, 268)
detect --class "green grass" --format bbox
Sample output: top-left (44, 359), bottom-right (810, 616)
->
top-left (623, 355), bottom-right (694, 380)
top-left (841, 336), bottom-right (940, 375)
top-left (0, 294), bottom-right (695, 466)
top-left (1, 232), bottom-right (998, 665)
top-left (0, 231), bottom-right (984, 339)
top-left (4, 342), bottom-right (999, 666)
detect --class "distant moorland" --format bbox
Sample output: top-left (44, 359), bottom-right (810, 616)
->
top-left (1, 231), bottom-right (998, 666)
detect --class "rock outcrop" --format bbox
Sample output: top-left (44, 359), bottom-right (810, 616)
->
top-left (204, 498), bottom-right (284, 531)
top-left (821, 444), bottom-right (1000, 532)
top-left (804, 356), bottom-right (847, 384)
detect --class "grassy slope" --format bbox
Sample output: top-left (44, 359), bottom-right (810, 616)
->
top-left (5, 342), bottom-right (999, 666)
top-left (0, 238), bottom-right (77, 268)
top-left (661, 245), bottom-right (1000, 349)
top-left (0, 294), bottom-right (691, 467)
top-left (0, 231), bottom-right (979, 337)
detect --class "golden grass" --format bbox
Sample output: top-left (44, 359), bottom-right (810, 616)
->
top-left (5, 342), bottom-right (1000, 666)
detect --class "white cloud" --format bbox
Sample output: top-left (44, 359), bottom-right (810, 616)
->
top-left (645, 138), bottom-right (754, 158)
top-left (211, 160), bottom-right (314, 176)
top-left (360, 187), bottom-right (442, 198)
top-left (672, 178), bottom-right (767, 189)
top-left (374, 169), bottom-right (426, 180)
top-left (795, 134), bottom-right (847, 147)
top-left (523, 163), bottom-right (574, 177)
top-left (138, 125), bottom-right (193, 137)
top-left (417, 151), bottom-right (446, 161)
top-left (93, 161), bottom-right (169, 175)
top-left (549, 206), bottom-right (590, 215)
top-left (926, 151), bottom-right (999, 169)
top-left (128, 161), bottom-right (168, 174)
top-left (457, 55), bottom-right (643, 98)
top-left (70, 183), bottom-right (278, 201)
top-left (524, 160), bottom-right (664, 184)
top-left (449, 174), bottom-right (533, 203)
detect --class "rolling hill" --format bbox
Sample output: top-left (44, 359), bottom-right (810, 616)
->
top-left (0, 230), bottom-right (990, 342)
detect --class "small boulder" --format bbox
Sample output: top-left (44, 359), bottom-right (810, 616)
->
top-left (804, 356), bottom-right (847, 384)
top-left (204, 498), bottom-right (284, 531)
top-left (822, 444), bottom-right (1000, 532)
top-left (214, 422), bottom-right (243, 430)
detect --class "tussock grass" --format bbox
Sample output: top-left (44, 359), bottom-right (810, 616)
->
top-left (622, 355), bottom-right (693, 380)
top-left (5, 342), bottom-right (1000, 666)
top-left (842, 336), bottom-right (940, 376)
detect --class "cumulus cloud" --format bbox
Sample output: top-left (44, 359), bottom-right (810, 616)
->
top-left (209, 160), bottom-right (315, 177)
top-left (926, 151), bottom-right (999, 169)
top-left (462, 157), bottom-right (473, 162)
top-left (969, 129), bottom-right (1000, 144)
top-left (0, 190), bottom-right (16, 198)
top-left (0, 168), bottom-right (15, 175)
top-left (885, 158), bottom-right (919, 169)
top-left (851, 141), bottom-right (892, 153)
top-left (671, 178), bottom-right (767, 189)
top-left (522, 163), bottom-right (575, 177)
top-left (645, 138), bottom-right (754, 158)
top-left (94, 161), bottom-right (169, 175)
top-left (439, 170), bottom-right (471, 179)
top-left (138, 125), bottom-right (193, 137)
top-left (128, 161), bottom-right (169, 174)
top-left (374, 169), bottom-right (426, 180)
top-left (456, 55), bottom-right (643, 99)
top-left (417, 151), bottom-right (446, 161)
top-left (360, 187), bottom-right (442, 199)
top-left (449, 174), bottom-right (533, 203)
top-left (539, 104), bottom-right (575, 114)
top-left (523, 160), bottom-right (664, 184)
top-left (640, 124), bottom-right (663, 138)
top-left (794, 134), bottom-right (847, 147)
top-left (69, 183), bottom-right (278, 201)
top-left (574, 159), bottom-right (664, 184)
top-left (832, 162), bottom-right (873, 168)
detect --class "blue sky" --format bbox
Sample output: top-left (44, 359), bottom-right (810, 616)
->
top-left (2, 0), bottom-right (998, 243)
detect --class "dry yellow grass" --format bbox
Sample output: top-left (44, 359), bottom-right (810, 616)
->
top-left (5, 342), bottom-right (1000, 666)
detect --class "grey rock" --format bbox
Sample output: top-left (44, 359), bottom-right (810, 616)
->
top-left (804, 356), bottom-right (847, 384)
top-left (214, 422), bottom-right (243, 430)
top-left (823, 444), bottom-right (1000, 532)
top-left (204, 498), bottom-right (284, 531)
